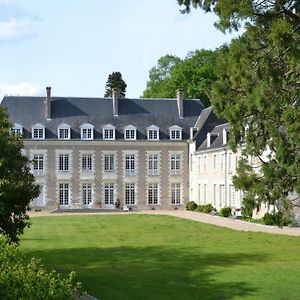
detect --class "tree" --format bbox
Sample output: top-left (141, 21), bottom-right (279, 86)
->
top-left (143, 50), bottom-right (219, 107)
top-left (0, 107), bottom-right (39, 242)
top-left (104, 71), bottom-right (127, 97)
top-left (177, 1), bottom-right (300, 218)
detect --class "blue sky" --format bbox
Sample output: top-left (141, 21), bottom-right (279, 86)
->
top-left (0, 0), bottom-right (237, 101)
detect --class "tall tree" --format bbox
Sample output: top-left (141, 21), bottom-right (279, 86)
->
top-left (104, 71), bottom-right (127, 97)
top-left (0, 107), bottom-right (39, 242)
top-left (177, 1), bottom-right (300, 218)
top-left (143, 50), bottom-right (219, 107)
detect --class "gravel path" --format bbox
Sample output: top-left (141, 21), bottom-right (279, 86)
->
top-left (28, 210), bottom-right (300, 236)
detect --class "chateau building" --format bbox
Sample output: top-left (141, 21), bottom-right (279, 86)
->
top-left (2, 88), bottom-right (212, 210)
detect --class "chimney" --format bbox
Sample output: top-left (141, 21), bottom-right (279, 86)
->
top-left (112, 88), bottom-right (119, 116)
top-left (207, 133), bottom-right (211, 148)
top-left (222, 128), bottom-right (227, 145)
top-left (45, 86), bottom-right (51, 119)
top-left (176, 89), bottom-right (184, 118)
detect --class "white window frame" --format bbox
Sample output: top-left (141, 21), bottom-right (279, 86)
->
top-left (33, 154), bottom-right (44, 176)
top-left (32, 123), bottom-right (45, 140)
top-left (103, 124), bottom-right (115, 140)
top-left (125, 154), bottom-right (136, 176)
top-left (59, 154), bottom-right (69, 172)
top-left (81, 154), bottom-right (93, 172)
top-left (171, 183), bottom-right (181, 205)
top-left (104, 183), bottom-right (115, 205)
top-left (58, 123), bottom-right (71, 140)
top-left (169, 125), bottom-right (182, 140)
top-left (148, 183), bottom-right (159, 205)
top-left (124, 125), bottom-right (136, 141)
top-left (59, 183), bottom-right (70, 206)
top-left (147, 125), bottom-right (159, 141)
top-left (170, 154), bottom-right (181, 176)
top-left (125, 183), bottom-right (136, 205)
top-left (104, 154), bottom-right (115, 172)
top-left (12, 123), bottom-right (23, 136)
top-left (80, 123), bottom-right (94, 140)
top-left (82, 183), bottom-right (92, 206)
top-left (148, 153), bottom-right (160, 176)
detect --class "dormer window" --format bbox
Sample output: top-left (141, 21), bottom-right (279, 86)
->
top-left (147, 125), bottom-right (159, 141)
top-left (58, 123), bottom-right (71, 140)
top-left (80, 123), bottom-right (94, 140)
top-left (103, 124), bottom-right (115, 140)
top-left (169, 125), bottom-right (182, 140)
top-left (32, 123), bottom-right (45, 140)
top-left (124, 125), bottom-right (136, 141)
top-left (12, 123), bottom-right (23, 136)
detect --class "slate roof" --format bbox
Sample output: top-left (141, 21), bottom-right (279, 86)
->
top-left (1, 96), bottom-right (205, 140)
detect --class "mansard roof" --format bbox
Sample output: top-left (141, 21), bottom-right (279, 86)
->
top-left (1, 96), bottom-right (205, 140)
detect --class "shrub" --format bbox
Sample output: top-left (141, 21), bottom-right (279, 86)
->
top-left (196, 204), bottom-right (215, 214)
top-left (186, 201), bottom-right (198, 211)
top-left (0, 236), bottom-right (83, 300)
top-left (262, 212), bottom-right (291, 227)
top-left (219, 207), bottom-right (232, 218)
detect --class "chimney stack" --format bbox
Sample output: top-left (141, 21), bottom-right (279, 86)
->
top-left (45, 86), bottom-right (51, 119)
top-left (112, 88), bottom-right (119, 116)
top-left (176, 89), bottom-right (184, 118)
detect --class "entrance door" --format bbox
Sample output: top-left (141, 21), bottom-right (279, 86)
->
top-left (104, 183), bottom-right (115, 209)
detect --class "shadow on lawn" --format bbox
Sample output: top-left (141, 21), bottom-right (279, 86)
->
top-left (24, 245), bottom-right (266, 300)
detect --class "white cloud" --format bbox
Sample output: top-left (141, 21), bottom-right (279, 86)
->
top-left (0, 18), bottom-right (32, 40)
top-left (0, 82), bottom-right (44, 97)
top-left (0, 0), bottom-right (15, 4)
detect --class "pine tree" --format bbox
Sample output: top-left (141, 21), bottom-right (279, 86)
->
top-left (104, 71), bottom-right (127, 97)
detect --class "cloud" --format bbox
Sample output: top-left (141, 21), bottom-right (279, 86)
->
top-left (0, 0), bottom-right (15, 4)
top-left (0, 18), bottom-right (32, 41)
top-left (0, 82), bottom-right (44, 97)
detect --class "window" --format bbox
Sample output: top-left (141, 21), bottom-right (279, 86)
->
top-left (148, 183), bottom-right (159, 205)
top-left (59, 154), bottom-right (69, 171)
top-left (203, 184), bottom-right (207, 204)
top-left (171, 183), bottom-right (181, 204)
top-left (32, 124), bottom-right (45, 139)
top-left (82, 154), bottom-right (92, 171)
top-left (229, 185), bottom-right (236, 206)
top-left (104, 154), bottom-right (115, 172)
top-left (33, 154), bottom-right (44, 176)
top-left (213, 184), bottom-right (217, 206)
top-left (147, 125), bottom-right (159, 140)
top-left (203, 156), bottom-right (207, 172)
top-left (32, 184), bottom-right (45, 206)
top-left (148, 153), bottom-right (159, 176)
top-left (170, 154), bottom-right (181, 175)
top-left (104, 183), bottom-right (115, 205)
top-left (125, 154), bottom-right (136, 176)
top-left (124, 125), bottom-right (136, 140)
top-left (125, 183), bottom-right (135, 205)
top-left (12, 123), bottom-right (23, 136)
top-left (103, 125), bottom-right (115, 140)
top-left (169, 125), bottom-right (182, 140)
top-left (59, 183), bottom-right (69, 206)
top-left (80, 123), bottom-right (94, 140)
top-left (221, 153), bottom-right (225, 172)
top-left (198, 184), bottom-right (201, 203)
top-left (198, 156), bottom-right (201, 172)
top-left (213, 155), bottom-right (217, 171)
top-left (82, 183), bottom-right (92, 205)
top-left (58, 124), bottom-right (70, 139)
top-left (220, 184), bottom-right (225, 206)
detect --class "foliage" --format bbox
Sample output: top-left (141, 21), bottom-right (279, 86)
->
top-left (261, 212), bottom-right (294, 227)
top-left (177, 0), bottom-right (300, 214)
top-left (143, 50), bottom-right (219, 106)
top-left (219, 207), bottom-right (232, 218)
top-left (196, 203), bottom-right (215, 214)
top-left (0, 235), bottom-right (83, 300)
top-left (186, 201), bottom-right (198, 211)
top-left (0, 107), bottom-right (39, 243)
top-left (104, 71), bottom-right (127, 97)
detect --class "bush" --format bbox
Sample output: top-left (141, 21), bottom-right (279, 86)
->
top-left (0, 235), bottom-right (83, 300)
top-left (186, 201), bottom-right (198, 211)
top-left (219, 207), bottom-right (232, 218)
top-left (262, 212), bottom-right (292, 227)
top-left (196, 204), bottom-right (215, 214)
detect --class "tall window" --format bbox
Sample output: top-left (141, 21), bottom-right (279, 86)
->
top-left (229, 185), bottom-right (236, 206)
top-left (213, 184), bottom-right (217, 206)
top-left (124, 125), bottom-right (136, 140)
top-left (203, 184), bottom-right (207, 204)
top-left (147, 125), bottom-right (159, 140)
top-left (104, 183), bottom-right (115, 205)
top-left (198, 156), bottom-right (201, 172)
top-left (220, 184), bottom-right (225, 206)
top-left (171, 183), bottom-right (181, 204)
top-left (203, 155), bottom-right (207, 172)
top-left (80, 124), bottom-right (94, 140)
top-left (82, 154), bottom-right (92, 171)
top-left (82, 183), bottom-right (92, 205)
top-left (33, 154), bottom-right (44, 176)
top-left (125, 183), bottom-right (135, 205)
top-left (213, 155), bottom-right (217, 171)
top-left (170, 154), bottom-right (181, 175)
top-left (125, 154), bottom-right (136, 176)
top-left (198, 184), bottom-right (201, 203)
top-left (221, 153), bottom-right (225, 172)
top-left (59, 154), bottom-right (69, 171)
top-left (148, 183), bottom-right (159, 205)
top-left (59, 183), bottom-right (69, 206)
top-left (148, 154), bottom-right (159, 176)
top-left (103, 125), bottom-right (115, 140)
top-left (104, 154), bottom-right (115, 172)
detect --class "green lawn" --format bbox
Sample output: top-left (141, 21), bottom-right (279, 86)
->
top-left (20, 214), bottom-right (300, 300)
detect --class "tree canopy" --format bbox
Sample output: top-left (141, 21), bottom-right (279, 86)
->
top-left (104, 71), bottom-right (127, 97)
top-left (0, 107), bottom-right (39, 242)
top-left (177, 0), bottom-right (300, 217)
top-left (143, 50), bottom-right (219, 107)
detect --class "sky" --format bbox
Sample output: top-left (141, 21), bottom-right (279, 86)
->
top-left (0, 0), bottom-right (238, 101)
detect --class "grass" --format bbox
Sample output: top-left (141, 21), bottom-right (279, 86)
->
top-left (20, 214), bottom-right (300, 300)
